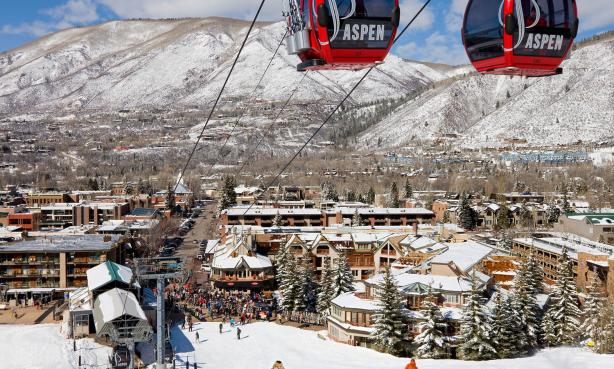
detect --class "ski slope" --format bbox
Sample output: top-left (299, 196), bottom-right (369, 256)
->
top-left (170, 321), bottom-right (614, 369)
top-left (1, 323), bottom-right (612, 369)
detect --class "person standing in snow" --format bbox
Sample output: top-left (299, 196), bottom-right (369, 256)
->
top-left (405, 359), bottom-right (418, 369)
top-left (272, 360), bottom-right (285, 369)
top-left (236, 327), bottom-right (241, 340)
top-left (219, 323), bottom-right (223, 334)
top-left (195, 332), bottom-right (199, 344)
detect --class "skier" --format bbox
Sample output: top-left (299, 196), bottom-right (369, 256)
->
top-left (405, 359), bottom-right (418, 369)
top-left (236, 327), bottom-right (242, 340)
top-left (195, 332), bottom-right (199, 344)
top-left (272, 360), bottom-right (285, 369)
top-left (219, 322), bottom-right (223, 334)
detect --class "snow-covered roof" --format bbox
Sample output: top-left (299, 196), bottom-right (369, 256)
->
top-left (86, 261), bottom-right (133, 292)
top-left (0, 234), bottom-right (121, 252)
top-left (366, 272), bottom-right (474, 293)
top-left (328, 207), bottom-right (434, 216)
top-left (93, 288), bottom-right (147, 326)
top-left (331, 292), bottom-right (379, 311)
top-left (224, 208), bottom-right (321, 217)
top-left (514, 235), bottom-right (614, 258)
top-left (429, 241), bottom-right (494, 272)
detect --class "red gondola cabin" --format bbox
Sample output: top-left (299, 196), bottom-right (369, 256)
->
top-left (462, 0), bottom-right (579, 77)
top-left (285, 0), bottom-right (400, 71)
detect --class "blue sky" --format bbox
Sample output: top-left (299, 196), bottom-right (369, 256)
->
top-left (1, 0), bottom-right (613, 65)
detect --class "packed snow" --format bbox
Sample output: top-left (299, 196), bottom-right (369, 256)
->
top-left (1, 323), bottom-right (613, 369)
top-left (167, 321), bottom-right (614, 369)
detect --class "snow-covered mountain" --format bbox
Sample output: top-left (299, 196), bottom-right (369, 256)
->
top-left (0, 18), bottom-right (453, 113)
top-left (359, 35), bottom-right (614, 149)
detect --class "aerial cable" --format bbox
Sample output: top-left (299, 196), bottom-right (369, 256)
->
top-left (173, 0), bottom-right (267, 193)
top-left (235, 71), bottom-right (309, 176)
top-left (203, 28), bottom-right (289, 175)
top-left (239, 0), bottom-right (434, 216)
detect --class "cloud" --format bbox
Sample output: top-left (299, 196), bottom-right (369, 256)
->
top-left (577, 0), bottom-right (614, 31)
top-left (0, 0), bottom-right (99, 37)
top-left (397, 31), bottom-right (469, 65)
top-left (96, 0), bottom-right (281, 21)
top-left (445, 0), bottom-right (467, 33)
top-left (399, 0), bottom-right (435, 31)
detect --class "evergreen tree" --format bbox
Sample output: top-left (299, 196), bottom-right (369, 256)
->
top-left (541, 308), bottom-right (557, 347)
top-left (595, 305), bottom-right (614, 354)
top-left (165, 183), bottom-right (176, 211)
top-left (137, 179), bottom-right (146, 194)
top-left (321, 182), bottom-right (339, 202)
top-left (295, 257), bottom-right (317, 312)
top-left (546, 203), bottom-right (561, 225)
top-left (334, 254), bottom-right (355, 296)
top-left (357, 193), bottom-right (366, 204)
top-left (367, 187), bottom-right (376, 205)
top-left (518, 201), bottom-right (534, 228)
top-left (458, 195), bottom-right (477, 230)
top-left (497, 231), bottom-right (513, 250)
top-left (442, 211), bottom-right (450, 223)
top-left (374, 268), bottom-right (408, 355)
top-left (346, 190), bottom-right (357, 202)
top-left (218, 176), bottom-right (236, 214)
top-left (280, 255), bottom-right (300, 312)
top-left (316, 258), bottom-right (335, 315)
top-left (497, 295), bottom-right (526, 358)
top-left (415, 289), bottom-right (449, 359)
top-left (124, 183), bottom-right (134, 195)
top-left (490, 294), bottom-right (506, 357)
top-left (275, 245), bottom-right (289, 288)
top-left (272, 211), bottom-right (283, 227)
top-left (460, 275), bottom-right (497, 360)
top-left (496, 204), bottom-right (512, 230)
top-left (561, 182), bottom-right (572, 213)
top-left (388, 182), bottom-right (400, 208)
top-left (579, 275), bottom-right (607, 341)
top-left (404, 179), bottom-right (413, 199)
top-left (352, 210), bottom-right (362, 227)
top-left (541, 249), bottom-right (581, 346)
top-left (511, 252), bottom-right (544, 351)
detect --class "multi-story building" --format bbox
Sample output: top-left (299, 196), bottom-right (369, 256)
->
top-left (327, 241), bottom-right (494, 350)
top-left (0, 234), bottom-right (125, 289)
top-left (39, 203), bottom-right (75, 229)
top-left (555, 213), bottom-right (614, 245)
top-left (512, 233), bottom-right (614, 299)
top-left (489, 192), bottom-right (545, 204)
top-left (7, 212), bottom-right (41, 231)
top-left (26, 192), bottom-right (72, 207)
top-left (73, 202), bottom-right (131, 226)
top-left (221, 206), bottom-right (435, 228)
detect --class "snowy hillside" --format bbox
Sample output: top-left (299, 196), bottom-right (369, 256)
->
top-left (0, 18), bottom-right (450, 113)
top-left (359, 36), bottom-right (614, 149)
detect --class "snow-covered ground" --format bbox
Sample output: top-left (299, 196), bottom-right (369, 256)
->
top-left (0, 324), bottom-right (111, 369)
top-left (170, 321), bottom-right (614, 369)
top-left (1, 323), bottom-right (613, 369)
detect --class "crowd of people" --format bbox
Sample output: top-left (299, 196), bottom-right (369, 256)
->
top-left (169, 284), bottom-right (276, 324)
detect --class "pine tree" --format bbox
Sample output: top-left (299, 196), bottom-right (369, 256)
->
top-left (295, 257), bottom-right (317, 312)
top-left (374, 268), bottom-right (407, 355)
top-left (541, 248), bottom-right (581, 346)
top-left (367, 187), bottom-right (376, 205)
top-left (511, 252), bottom-right (543, 352)
top-left (272, 211), bottom-right (282, 227)
top-left (460, 275), bottom-right (497, 360)
top-left (546, 203), bottom-right (561, 225)
top-left (458, 195), bottom-right (477, 230)
top-left (321, 182), bottom-right (338, 202)
top-left (561, 182), bottom-right (572, 213)
top-left (490, 294), bottom-right (505, 357)
top-left (165, 183), bottom-right (176, 212)
top-left (497, 231), bottom-right (513, 250)
top-left (334, 254), bottom-right (355, 296)
top-left (280, 255), bottom-right (300, 312)
top-left (275, 245), bottom-right (289, 288)
top-left (346, 190), bottom-right (357, 202)
top-left (442, 211), bottom-right (450, 223)
top-left (404, 179), bottom-right (413, 199)
top-left (541, 308), bottom-right (557, 347)
top-left (352, 210), bottom-right (362, 227)
top-left (316, 258), bottom-right (335, 315)
top-left (518, 201), bottom-right (533, 228)
top-left (579, 275), bottom-right (607, 341)
top-left (496, 204), bottom-right (512, 230)
top-left (415, 289), bottom-right (449, 359)
top-left (495, 295), bottom-right (525, 358)
top-left (388, 182), bottom-right (400, 208)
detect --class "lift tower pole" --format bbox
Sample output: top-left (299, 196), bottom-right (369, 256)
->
top-left (134, 257), bottom-right (184, 369)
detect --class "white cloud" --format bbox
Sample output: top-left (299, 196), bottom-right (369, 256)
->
top-left (396, 31), bottom-right (469, 65)
top-left (0, 0), bottom-right (99, 37)
top-left (576, 0), bottom-right (614, 31)
top-left (399, 0), bottom-right (435, 31)
top-left (445, 0), bottom-right (467, 33)
top-left (96, 0), bottom-right (281, 21)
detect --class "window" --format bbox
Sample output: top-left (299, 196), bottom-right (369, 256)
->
top-left (463, 0), bottom-right (504, 61)
top-left (444, 293), bottom-right (460, 304)
top-left (326, 0), bottom-right (396, 49)
top-left (513, 0), bottom-right (574, 58)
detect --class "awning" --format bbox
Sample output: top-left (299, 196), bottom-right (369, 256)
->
top-left (7, 288), bottom-right (56, 294)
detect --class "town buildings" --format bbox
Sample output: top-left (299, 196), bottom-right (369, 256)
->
top-left (555, 213), bottom-right (614, 245)
top-left (0, 234), bottom-right (125, 290)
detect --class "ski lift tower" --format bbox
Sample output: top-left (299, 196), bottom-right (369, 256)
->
top-left (134, 257), bottom-right (185, 369)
